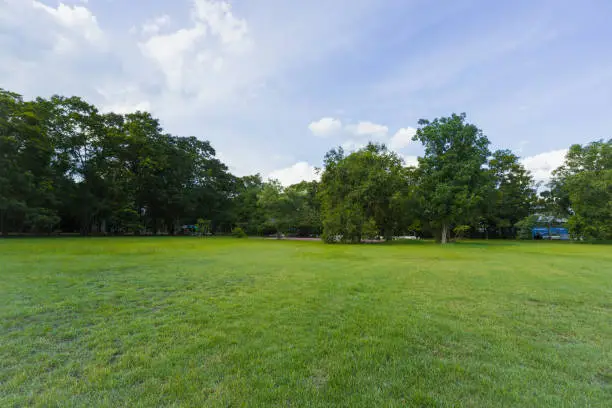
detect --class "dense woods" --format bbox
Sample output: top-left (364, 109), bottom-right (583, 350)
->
top-left (1, 90), bottom-right (610, 241)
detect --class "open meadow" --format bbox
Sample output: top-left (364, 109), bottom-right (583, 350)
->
top-left (1, 238), bottom-right (611, 407)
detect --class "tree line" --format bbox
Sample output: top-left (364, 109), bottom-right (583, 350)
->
top-left (1, 90), bottom-right (610, 241)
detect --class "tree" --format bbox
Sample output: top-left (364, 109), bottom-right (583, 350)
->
top-left (413, 113), bottom-right (491, 243)
top-left (389, 166), bottom-right (421, 237)
top-left (515, 215), bottom-right (540, 240)
top-left (3, 86), bottom-right (607, 243)
top-left (0, 88), bottom-right (243, 236)
top-left (258, 180), bottom-right (290, 238)
top-left (230, 175), bottom-right (265, 234)
top-left (26, 208), bottom-right (61, 234)
top-left (453, 225), bottom-right (471, 241)
top-left (551, 140), bottom-right (611, 240)
top-left (0, 90), bottom-right (56, 235)
top-left (484, 149), bottom-right (537, 238)
top-left (319, 144), bottom-right (406, 243)
top-left (284, 181), bottom-right (322, 237)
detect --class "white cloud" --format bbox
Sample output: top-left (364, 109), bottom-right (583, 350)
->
top-left (0, 0), bottom-right (397, 181)
top-left (389, 127), bottom-right (416, 150)
top-left (0, 0), bottom-right (116, 100)
top-left (96, 86), bottom-right (151, 114)
top-left (314, 119), bottom-right (417, 154)
top-left (341, 140), bottom-right (367, 151)
top-left (138, 0), bottom-right (253, 97)
top-left (102, 101), bottom-right (152, 114)
top-left (308, 117), bottom-right (343, 137)
top-left (192, 0), bottom-right (249, 47)
top-left (268, 162), bottom-right (320, 186)
top-left (140, 26), bottom-right (207, 91)
top-left (402, 155), bottom-right (419, 167)
top-left (31, 1), bottom-right (104, 46)
top-left (310, 118), bottom-right (392, 150)
top-left (346, 121), bottom-right (389, 138)
top-left (141, 15), bottom-right (171, 36)
top-left (521, 149), bottom-right (568, 183)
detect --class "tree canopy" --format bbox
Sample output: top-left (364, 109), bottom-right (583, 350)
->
top-left (1, 88), bottom-right (609, 242)
top-left (550, 140), bottom-right (612, 240)
top-left (413, 113), bottom-right (492, 243)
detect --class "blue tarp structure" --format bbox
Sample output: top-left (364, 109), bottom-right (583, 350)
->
top-left (532, 227), bottom-right (570, 240)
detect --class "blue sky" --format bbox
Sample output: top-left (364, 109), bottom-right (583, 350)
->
top-left (2, 0), bottom-right (611, 185)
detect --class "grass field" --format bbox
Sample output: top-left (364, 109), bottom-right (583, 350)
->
top-left (1, 238), bottom-right (611, 407)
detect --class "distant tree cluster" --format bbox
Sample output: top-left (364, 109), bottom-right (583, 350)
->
top-left (542, 140), bottom-right (612, 240)
top-left (0, 89), bottom-right (320, 237)
top-left (319, 114), bottom-right (539, 243)
top-left (1, 89), bottom-right (609, 241)
top-left (318, 114), bottom-right (610, 243)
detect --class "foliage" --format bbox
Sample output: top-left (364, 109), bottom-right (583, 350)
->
top-left (257, 180), bottom-right (321, 238)
top-left (1, 89), bottom-right (236, 236)
top-left (231, 227), bottom-right (248, 238)
top-left (319, 143), bottom-right (408, 243)
top-left (1, 88), bottom-right (607, 243)
top-left (515, 215), bottom-right (540, 240)
top-left (413, 113), bottom-right (491, 243)
top-left (362, 218), bottom-right (379, 240)
top-left (196, 218), bottom-right (212, 237)
top-left (25, 208), bottom-right (61, 234)
top-left (551, 140), bottom-right (611, 240)
top-left (452, 225), bottom-right (471, 240)
top-left (483, 150), bottom-right (537, 238)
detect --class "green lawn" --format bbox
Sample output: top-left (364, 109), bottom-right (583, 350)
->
top-left (1, 238), bottom-right (611, 407)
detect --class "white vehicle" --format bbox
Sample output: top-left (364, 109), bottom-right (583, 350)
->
top-left (394, 235), bottom-right (419, 240)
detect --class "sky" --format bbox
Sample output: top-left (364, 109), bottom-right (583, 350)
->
top-left (1, 0), bottom-right (611, 185)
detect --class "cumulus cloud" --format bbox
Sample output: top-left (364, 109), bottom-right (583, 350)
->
top-left (0, 0), bottom-right (118, 101)
top-left (308, 117), bottom-right (343, 137)
top-left (341, 140), bottom-right (367, 151)
top-left (521, 149), bottom-right (568, 183)
top-left (345, 121), bottom-right (389, 138)
top-left (31, 1), bottom-right (104, 47)
top-left (402, 155), bottom-right (419, 167)
top-left (138, 0), bottom-right (253, 98)
top-left (192, 0), bottom-right (249, 46)
top-left (268, 162), bottom-right (320, 186)
top-left (310, 117), bottom-right (417, 154)
top-left (140, 15), bottom-right (171, 36)
top-left (389, 127), bottom-right (416, 150)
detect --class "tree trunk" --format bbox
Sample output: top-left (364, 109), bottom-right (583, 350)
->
top-left (0, 210), bottom-right (7, 236)
top-left (441, 223), bottom-right (449, 244)
top-left (168, 219), bottom-right (175, 236)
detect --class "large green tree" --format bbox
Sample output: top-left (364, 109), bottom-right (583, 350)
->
top-left (484, 149), bottom-right (537, 238)
top-left (284, 181), bottom-right (322, 237)
top-left (413, 113), bottom-right (491, 243)
top-left (1, 89), bottom-right (239, 236)
top-left (551, 140), bottom-right (612, 240)
top-left (319, 143), bottom-right (406, 243)
top-left (0, 90), bottom-right (57, 235)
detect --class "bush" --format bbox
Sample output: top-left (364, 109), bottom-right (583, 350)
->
top-left (231, 227), bottom-right (248, 238)
top-left (453, 225), bottom-right (471, 241)
top-left (515, 215), bottom-right (539, 240)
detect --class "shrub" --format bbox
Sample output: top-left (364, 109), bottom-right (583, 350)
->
top-left (453, 225), bottom-right (471, 240)
top-left (231, 227), bottom-right (247, 238)
top-left (515, 215), bottom-right (539, 240)
top-left (362, 218), bottom-right (379, 240)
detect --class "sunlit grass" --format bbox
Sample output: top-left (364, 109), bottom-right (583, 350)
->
top-left (1, 238), bottom-right (611, 407)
